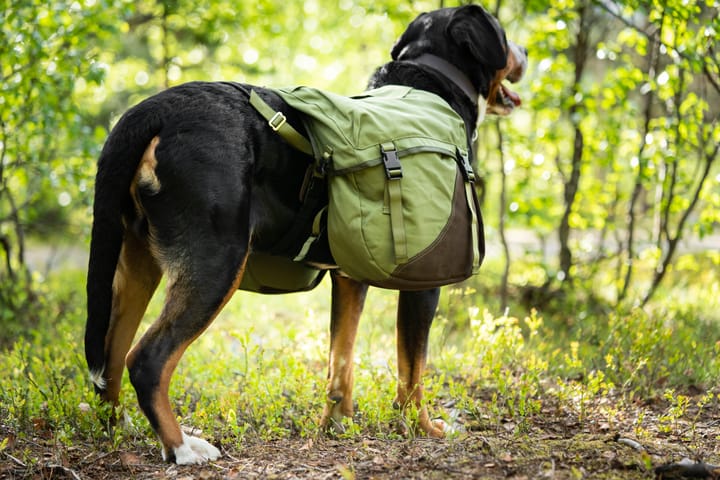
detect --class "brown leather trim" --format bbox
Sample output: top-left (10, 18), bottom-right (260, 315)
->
top-left (385, 171), bottom-right (484, 289)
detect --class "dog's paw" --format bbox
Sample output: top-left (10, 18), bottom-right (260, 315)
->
top-left (323, 416), bottom-right (347, 436)
top-left (170, 433), bottom-right (221, 465)
top-left (320, 397), bottom-right (355, 436)
top-left (428, 418), bottom-right (447, 438)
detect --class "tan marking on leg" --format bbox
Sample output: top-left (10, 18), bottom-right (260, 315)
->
top-left (103, 232), bottom-right (162, 404)
top-left (395, 329), bottom-right (443, 438)
top-left (133, 256), bottom-right (248, 454)
top-left (394, 335), bottom-right (413, 408)
top-left (321, 275), bottom-right (366, 430)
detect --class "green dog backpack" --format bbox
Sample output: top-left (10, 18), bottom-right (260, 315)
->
top-left (251, 85), bottom-right (484, 290)
top-left (238, 252), bottom-right (325, 294)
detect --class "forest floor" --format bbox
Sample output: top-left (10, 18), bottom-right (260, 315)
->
top-left (4, 240), bottom-right (719, 479)
top-left (2, 392), bottom-right (719, 480)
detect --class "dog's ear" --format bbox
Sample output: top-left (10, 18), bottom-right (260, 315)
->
top-left (446, 5), bottom-right (507, 71)
top-left (391, 12), bottom-right (430, 60)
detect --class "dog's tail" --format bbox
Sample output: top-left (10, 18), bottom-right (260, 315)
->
top-left (85, 101), bottom-right (163, 392)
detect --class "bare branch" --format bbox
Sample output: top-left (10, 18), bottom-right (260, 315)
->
top-left (618, 11), bottom-right (663, 303)
top-left (642, 140), bottom-right (719, 305)
top-left (0, 235), bottom-right (15, 280)
top-left (592, 0), bottom-right (720, 96)
top-left (496, 119), bottom-right (510, 311)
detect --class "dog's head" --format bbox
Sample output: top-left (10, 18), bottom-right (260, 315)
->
top-left (391, 5), bottom-right (527, 115)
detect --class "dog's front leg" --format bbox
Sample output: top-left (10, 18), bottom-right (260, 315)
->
top-left (320, 271), bottom-right (368, 432)
top-left (395, 288), bottom-right (445, 437)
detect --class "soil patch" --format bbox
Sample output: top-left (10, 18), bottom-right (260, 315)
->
top-left (2, 398), bottom-right (719, 479)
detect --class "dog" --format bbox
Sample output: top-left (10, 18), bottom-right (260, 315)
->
top-left (85, 4), bottom-right (527, 464)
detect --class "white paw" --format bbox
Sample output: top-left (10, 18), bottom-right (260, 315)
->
top-left (172, 432), bottom-right (221, 465)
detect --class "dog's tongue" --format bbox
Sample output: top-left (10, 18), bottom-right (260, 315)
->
top-left (502, 84), bottom-right (522, 106)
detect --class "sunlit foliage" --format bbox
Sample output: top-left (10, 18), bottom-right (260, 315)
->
top-left (1, 0), bottom-right (718, 311)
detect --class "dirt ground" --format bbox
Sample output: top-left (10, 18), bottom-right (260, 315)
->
top-left (2, 396), bottom-right (719, 480)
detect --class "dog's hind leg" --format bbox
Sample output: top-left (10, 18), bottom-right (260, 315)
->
top-left (101, 232), bottom-right (162, 404)
top-left (320, 272), bottom-right (368, 432)
top-left (395, 288), bottom-right (445, 438)
top-left (125, 246), bottom-right (248, 465)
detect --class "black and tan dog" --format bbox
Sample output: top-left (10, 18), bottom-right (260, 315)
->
top-left (85, 4), bottom-right (526, 464)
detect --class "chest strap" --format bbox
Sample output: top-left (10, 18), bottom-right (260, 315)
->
top-left (249, 90), bottom-right (313, 156)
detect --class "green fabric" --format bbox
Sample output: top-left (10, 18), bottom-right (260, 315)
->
top-left (249, 90), bottom-right (313, 155)
top-left (275, 85), bottom-right (467, 173)
top-left (272, 85), bottom-right (478, 287)
top-left (239, 252), bottom-right (324, 293)
top-left (386, 175), bottom-right (407, 264)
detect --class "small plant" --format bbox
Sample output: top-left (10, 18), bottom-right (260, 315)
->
top-left (1, 251), bottom-right (720, 477)
top-left (658, 389), bottom-right (691, 434)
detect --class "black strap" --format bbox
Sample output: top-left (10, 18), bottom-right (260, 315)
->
top-left (407, 54), bottom-right (478, 106)
top-left (268, 168), bottom-right (330, 259)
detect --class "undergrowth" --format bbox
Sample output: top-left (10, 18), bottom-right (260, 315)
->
top-left (1, 252), bottom-right (719, 465)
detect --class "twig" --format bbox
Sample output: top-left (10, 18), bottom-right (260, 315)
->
top-left (4, 452), bottom-right (27, 467)
top-left (44, 464), bottom-right (82, 480)
top-left (615, 436), bottom-right (645, 451)
top-left (79, 450), bottom-right (116, 468)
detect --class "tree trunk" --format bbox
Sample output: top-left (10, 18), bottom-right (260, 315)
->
top-left (618, 25), bottom-right (662, 303)
top-left (557, 1), bottom-right (589, 283)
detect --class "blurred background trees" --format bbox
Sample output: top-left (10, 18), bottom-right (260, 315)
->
top-left (1, 0), bottom-right (718, 331)
top-left (476, 0), bottom-right (719, 312)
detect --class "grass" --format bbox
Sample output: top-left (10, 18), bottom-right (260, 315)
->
top-left (1, 252), bottom-right (719, 477)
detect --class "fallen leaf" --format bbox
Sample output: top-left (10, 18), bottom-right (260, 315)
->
top-left (120, 452), bottom-right (142, 467)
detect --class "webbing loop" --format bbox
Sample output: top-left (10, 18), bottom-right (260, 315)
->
top-left (381, 142), bottom-right (407, 264)
top-left (293, 206), bottom-right (327, 262)
top-left (387, 179), bottom-right (408, 264)
top-left (464, 182), bottom-right (481, 274)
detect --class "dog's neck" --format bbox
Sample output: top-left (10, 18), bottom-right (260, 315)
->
top-left (407, 54), bottom-right (479, 106)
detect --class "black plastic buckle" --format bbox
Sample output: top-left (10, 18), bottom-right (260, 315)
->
top-left (314, 146), bottom-right (332, 177)
top-left (381, 144), bottom-right (402, 179)
top-left (457, 149), bottom-right (475, 182)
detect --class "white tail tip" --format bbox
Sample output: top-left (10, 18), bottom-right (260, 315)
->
top-left (89, 368), bottom-right (106, 390)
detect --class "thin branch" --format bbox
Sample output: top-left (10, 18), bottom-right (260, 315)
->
top-left (618, 14), bottom-right (663, 303)
top-left (0, 62), bottom-right (33, 85)
top-left (657, 69), bottom-right (686, 248)
top-left (0, 235), bottom-right (15, 280)
top-left (496, 120), bottom-right (510, 312)
top-left (4, 187), bottom-right (28, 281)
top-left (642, 140), bottom-right (719, 305)
top-left (0, 120), bottom-right (6, 187)
top-left (591, 0), bottom-right (659, 37)
top-left (703, 63), bottom-right (720, 96)
top-left (702, 39), bottom-right (720, 95)
top-left (592, 0), bottom-right (720, 97)
top-left (162, 1), bottom-right (171, 89)
top-left (553, 154), bottom-right (567, 184)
